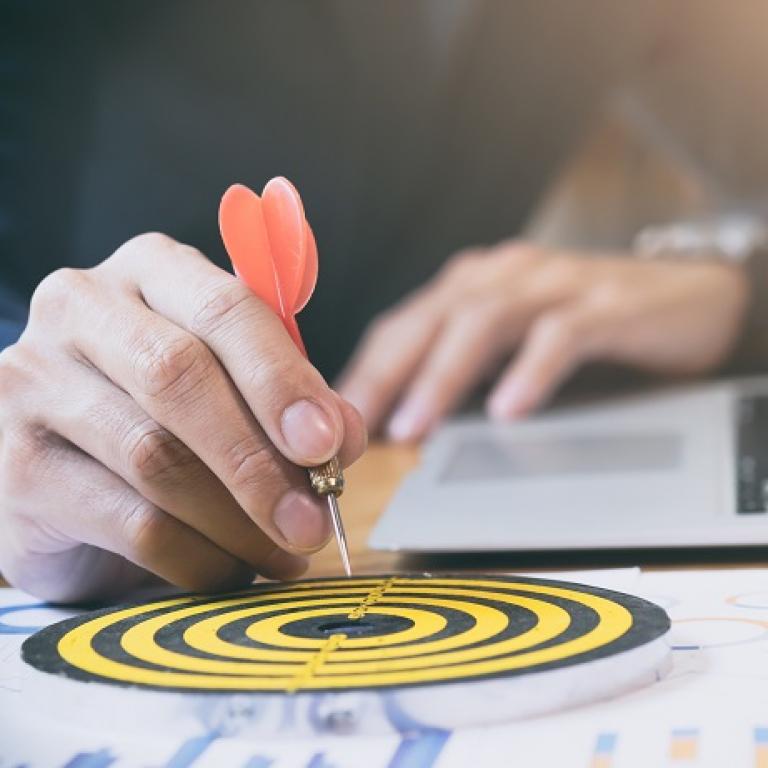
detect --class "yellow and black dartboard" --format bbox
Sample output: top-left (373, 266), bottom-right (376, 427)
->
top-left (22, 575), bottom-right (669, 694)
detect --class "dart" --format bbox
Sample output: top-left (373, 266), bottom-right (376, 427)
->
top-left (219, 177), bottom-right (351, 577)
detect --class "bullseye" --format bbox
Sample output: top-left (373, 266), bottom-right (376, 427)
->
top-left (21, 575), bottom-right (670, 696)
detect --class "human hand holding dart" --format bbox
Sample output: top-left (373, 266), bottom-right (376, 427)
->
top-left (219, 178), bottom-right (352, 576)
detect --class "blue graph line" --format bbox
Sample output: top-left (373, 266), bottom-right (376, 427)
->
top-left (384, 695), bottom-right (451, 768)
top-left (61, 749), bottom-right (115, 768)
top-left (306, 754), bottom-right (335, 768)
top-left (308, 695), bottom-right (327, 731)
top-left (594, 732), bottom-right (618, 755)
top-left (242, 757), bottom-right (273, 768)
top-left (0, 603), bottom-right (47, 634)
top-left (163, 731), bottom-right (220, 768)
top-left (279, 694), bottom-right (297, 732)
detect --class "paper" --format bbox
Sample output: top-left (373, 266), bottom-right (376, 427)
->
top-left (3, 568), bottom-right (768, 767)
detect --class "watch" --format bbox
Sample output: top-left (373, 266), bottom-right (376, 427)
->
top-left (633, 214), bottom-right (767, 265)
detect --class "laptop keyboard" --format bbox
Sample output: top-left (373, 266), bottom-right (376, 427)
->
top-left (737, 395), bottom-right (768, 513)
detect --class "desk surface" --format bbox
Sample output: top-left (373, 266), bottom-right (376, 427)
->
top-left (2, 441), bottom-right (767, 591)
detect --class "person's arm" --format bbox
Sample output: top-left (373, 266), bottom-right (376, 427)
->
top-left (524, 97), bottom-right (722, 251)
top-left (337, 101), bottom-right (752, 440)
top-left (527, 98), bottom-right (767, 375)
top-left (726, 247), bottom-right (768, 373)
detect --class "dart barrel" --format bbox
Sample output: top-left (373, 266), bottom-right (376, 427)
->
top-left (308, 456), bottom-right (345, 496)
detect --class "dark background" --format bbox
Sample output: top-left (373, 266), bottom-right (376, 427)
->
top-left (1, 1), bottom-right (639, 377)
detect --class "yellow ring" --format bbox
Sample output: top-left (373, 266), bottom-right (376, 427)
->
top-left (122, 598), bottom-right (510, 673)
top-left (55, 578), bottom-right (633, 691)
top-left (243, 606), bottom-right (444, 649)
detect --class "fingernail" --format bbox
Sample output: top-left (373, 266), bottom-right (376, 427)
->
top-left (388, 400), bottom-right (430, 442)
top-left (281, 399), bottom-right (337, 462)
top-left (273, 490), bottom-right (330, 550)
top-left (489, 381), bottom-right (530, 420)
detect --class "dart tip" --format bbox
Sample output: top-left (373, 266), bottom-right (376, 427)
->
top-left (326, 494), bottom-right (352, 578)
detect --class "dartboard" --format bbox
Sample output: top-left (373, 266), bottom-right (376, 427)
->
top-left (22, 575), bottom-right (669, 694)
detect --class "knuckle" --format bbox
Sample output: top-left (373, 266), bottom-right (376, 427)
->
top-left (135, 231), bottom-right (176, 250)
top-left (365, 310), bottom-right (399, 342)
top-left (536, 313), bottom-right (575, 347)
top-left (497, 240), bottom-right (542, 267)
top-left (108, 232), bottom-right (204, 270)
top-left (591, 277), bottom-right (626, 306)
top-left (516, 259), bottom-right (582, 307)
top-left (458, 301), bottom-right (504, 332)
top-left (521, 257), bottom-right (578, 300)
top-left (0, 425), bottom-right (50, 498)
top-left (120, 497), bottom-right (173, 562)
top-left (29, 267), bottom-right (91, 321)
top-left (190, 280), bottom-right (254, 337)
top-left (246, 354), bottom-right (299, 400)
top-left (125, 421), bottom-right (196, 485)
top-left (132, 332), bottom-right (214, 400)
top-left (516, 242), bottom-right (544, 260)
top-left (117, 231), bottom-right (176, 258)
top-left (541, 254), bottom-right (579, 283)
top-left (441, 249), bottom-right (484, 281)
top-left (222, 434), bottom-right (281, 495)
top-left (365, 298), bottom-right (427, 345)
top-left (0, 344), bottom-right (32, 400)
top-left (246, 351), bottom-right (297, 396)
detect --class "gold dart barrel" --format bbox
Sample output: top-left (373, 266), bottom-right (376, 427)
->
top-left (308, 456), bottom-right (345, 496)
top-left (308, 457), bottom-right (351, 576)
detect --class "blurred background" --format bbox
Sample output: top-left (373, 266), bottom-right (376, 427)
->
top-left (2, 0), bottom-right (767, 380)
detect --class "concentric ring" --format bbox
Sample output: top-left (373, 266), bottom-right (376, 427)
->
top-left (21, 575), bottom-right (669, 693)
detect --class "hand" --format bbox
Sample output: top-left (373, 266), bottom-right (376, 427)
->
top-left (338, 241), bottom-right (749, 440)
top-left (0, 234), bottom-right (366, 602)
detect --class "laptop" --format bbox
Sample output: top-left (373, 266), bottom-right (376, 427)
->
top-left (369, 377), bottom-right (768, 553)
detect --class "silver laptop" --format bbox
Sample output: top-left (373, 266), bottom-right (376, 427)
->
top-left (369, 377), bottom-right (768, 553)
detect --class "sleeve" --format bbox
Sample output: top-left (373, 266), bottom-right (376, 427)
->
top-left (726, 248), bottom-right (768, 375)
top-left (0, 284), bottom-right (27, 351)
top-left (523, 94), bottom-right (768, 376)
top-left (523, 95), bottom-right (722, 251)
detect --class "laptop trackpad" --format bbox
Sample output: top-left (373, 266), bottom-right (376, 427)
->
top-left (440, 434), bottom-right (683, 483)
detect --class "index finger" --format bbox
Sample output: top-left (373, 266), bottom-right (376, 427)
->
top-left (104, 234), bottom-right (366, 469)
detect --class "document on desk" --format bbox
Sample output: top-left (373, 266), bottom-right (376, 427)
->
top-left (3, 568), bottom-right (768, 767)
